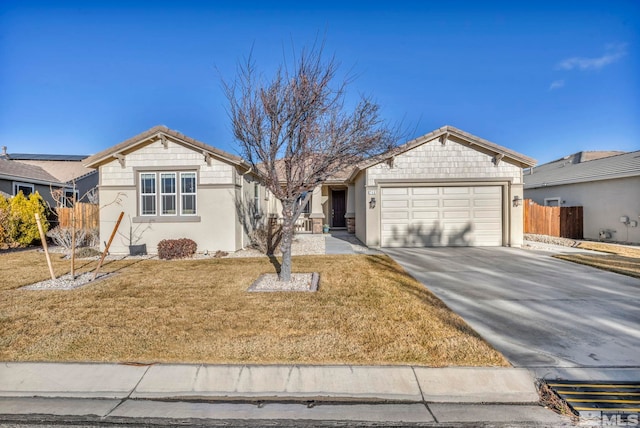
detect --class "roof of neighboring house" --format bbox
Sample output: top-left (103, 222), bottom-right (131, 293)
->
top-left (1, 150), bottom-right (97, 183)
top-left (0, 157), bottom-right (66, 186)
top-left (348, 125), bottom-right (537, 181)
top-left (6, 153), bottom-right (89, 161)
top-left (12, 159), bottom-right (96, 183)
top-left (84, 125), bottom-right (250, 170)
top-left (524, 150), bottom-right (640, 189)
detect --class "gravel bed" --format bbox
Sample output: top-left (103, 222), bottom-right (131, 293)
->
top-left (247, 272), bottom-right (319, 292)
top-left (20, 271), bottom-right (112, 290)
top-left (226, 234), bottom-right (326, 258)
top-left (524, 234), bottom-right (577, 247)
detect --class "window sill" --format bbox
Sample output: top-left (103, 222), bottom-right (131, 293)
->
top-left (133, 216), bottom-right (201, 223)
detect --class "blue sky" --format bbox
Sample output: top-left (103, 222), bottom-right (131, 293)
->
top-left (1, 1), bottom-right (638, 164)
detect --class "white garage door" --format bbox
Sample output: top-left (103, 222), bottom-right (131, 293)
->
top-left (380, 186), bottom-right (503, 247)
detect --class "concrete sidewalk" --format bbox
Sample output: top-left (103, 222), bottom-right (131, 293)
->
top-left (0, 362), bottom-right (569, 426)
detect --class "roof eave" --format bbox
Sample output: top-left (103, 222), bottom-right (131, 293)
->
top-left (84, 126), bottom-right (248, 170)
top-left (348, 125), bottom-right (536, 180)
top-left (0, 173), bottom-right (67, 188)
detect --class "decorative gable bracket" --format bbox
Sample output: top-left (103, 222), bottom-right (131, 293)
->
top-left (160, 134), bottom-right (168, 149)
top-left (386, 156), bottom-right (395, 168)
top-left (114, 153), bottom-right (125, 168)
top-left (439, 132), bottom-right (449, 145)
top-left (493, 153), bottom-right (504, 167)
top-left (203, 151), bottom-right (212, 166)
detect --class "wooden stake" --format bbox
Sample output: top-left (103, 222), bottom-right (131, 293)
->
top-left (71, 205), bottom-right (76, 280)
top-left (35, 213), bottom-right (56, 281)
top-left (92, 211), bottom-right (124, 281)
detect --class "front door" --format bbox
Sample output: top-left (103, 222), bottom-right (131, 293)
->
top-left (331, 189), bottom-right (346, 227)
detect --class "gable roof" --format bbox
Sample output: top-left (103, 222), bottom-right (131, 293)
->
top-left (524, 150), bottom-right (640, 189)
top-left (348, 125), bottom-right (536, 181)
top-left (84, 125), bottom-right (250, 170)
top-left (0, 157), bottom-right (66, 186)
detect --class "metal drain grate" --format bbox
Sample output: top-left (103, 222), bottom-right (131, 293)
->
top-left (548, 380), bottom-right (640, 414)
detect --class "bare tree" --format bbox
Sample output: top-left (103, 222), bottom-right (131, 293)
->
top-left (224, 45), bottom-right (397, 281)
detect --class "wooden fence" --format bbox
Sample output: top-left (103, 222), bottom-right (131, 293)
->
top-left (524, 199), bottom-right (583, 239)
top-left (56, 202), bottom-right (99, 229)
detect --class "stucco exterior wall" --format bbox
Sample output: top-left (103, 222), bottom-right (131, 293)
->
top-left (358, 136), bottom-right (525, 248)
top-left (354, 172), bottom-right (367, 244)
top-left (98, 185), bottom-right (241, 254)
top-left (525, 176), bottom-right (640, 243)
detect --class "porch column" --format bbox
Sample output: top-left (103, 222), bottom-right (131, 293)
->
top-left (345, 184), bottom-right (356, 233)
top-left (308, 186), bottom-right (325, 234)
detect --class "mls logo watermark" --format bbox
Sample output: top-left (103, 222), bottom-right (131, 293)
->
top-left (580, 411), bottom-right (639, 426)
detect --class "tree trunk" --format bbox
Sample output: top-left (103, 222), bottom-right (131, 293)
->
top-left (279, 200), bottom-right (295, 282)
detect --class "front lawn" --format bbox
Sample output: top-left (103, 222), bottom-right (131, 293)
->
top-left (554, 242), bottom-right (640, 279)
top-left (0, 250), bottom-right (508, 366)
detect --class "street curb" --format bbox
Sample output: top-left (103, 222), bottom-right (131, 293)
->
top-left (0, 362), bottom-right (540, 404)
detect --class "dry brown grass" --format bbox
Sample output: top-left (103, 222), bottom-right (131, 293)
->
top-left (0, 250), bottom-right (508, 367)
top-left (554, 241), bottom-right (640, 279)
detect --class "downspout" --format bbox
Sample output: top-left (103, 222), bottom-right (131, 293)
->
top-left (239, 166), bottom-right (253, 249)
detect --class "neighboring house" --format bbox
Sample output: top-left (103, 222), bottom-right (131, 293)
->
top-left (84, 126), bottom-right (268, 254)
top-left (6, 153), bottom-right (98, 204)
top-left (0, 147), bottom-right (98, 207)
top-left (524, 150), bottom-right (640, 244)
top-left (0, 156), bottom-right (69, 208)
top-left (86, 125), bottom-right (535, 254)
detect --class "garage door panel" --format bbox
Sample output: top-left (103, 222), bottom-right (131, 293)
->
top-left (382, 188), bottom-right (408, 196)
top-left (380, 185), bottom-right (503, 247)
top-left (474, 209), bottom-right (502, 218)
top-left (473, 186), bottom-right (501, 195)
top-left (381, 211), bottom-right (409, 220)
top-left (412, 199), bottom-right (439, 208)
top-left (412, 187), bottom-right (439, 195)
top-left (474, 199), bottom-right (500, 207)
top-left (443, 187), bottom-right (470, 195)
top-left (443, 199), bottom-right (470, 207)
top-left (382, 199), bottom-right (409, 208)
top-left (412, 210), bottom-right (439, 219)
top-left (443, 210), bottom-right (472, 219)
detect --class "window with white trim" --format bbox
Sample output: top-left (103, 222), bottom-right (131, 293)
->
top-left (253, 182), bottom-right (260, 213)
top-left (139, 171), bottom-right (197, 217)
top-left (13, 182), bottom-right (34, 197)
top-left (63, 189), bottom-right (79, 207)
top-left (160, 173), bottom-right (177, 215)
top-left (544, 197), bottom-right (561, 207)
top-left (181, 172), bottom-right (197, 215)
top-left (297, 192), bottom-right (311, 214)
top-left (140, 173), bottom-right (157, 215)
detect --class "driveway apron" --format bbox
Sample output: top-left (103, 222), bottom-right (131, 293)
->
top-left (385, 247), bottom-right (640, 380)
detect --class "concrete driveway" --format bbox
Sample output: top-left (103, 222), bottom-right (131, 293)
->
top-left (384, 246), bottom-right (640, 380)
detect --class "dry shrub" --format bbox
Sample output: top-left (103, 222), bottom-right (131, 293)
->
top-left (158, 238), bottom-right (197, 260)
top-left (536, 380), bottom-right (579, 421)
top-left (75, 247), bottom-right (101, 258)
top-left (47, 226), bottom-right (98, 249)
top-left (249, 223), bottom-right (282, 255)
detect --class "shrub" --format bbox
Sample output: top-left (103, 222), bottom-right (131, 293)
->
top-left (75, 247), bottom-right (102, 258)
top-left (0, 192), bottom-right (49, 247)
top-left (0, 195), bottom-right (11, 247)
top-left (157, 238), bottom-right (197, 260)
top-left (249, 222), bottom-right (282, 256)
top-left (46, 226), bottom-right (99, 249)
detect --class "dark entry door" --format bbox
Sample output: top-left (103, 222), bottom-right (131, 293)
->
top-left (332, 190), bottom-right (346, 227)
